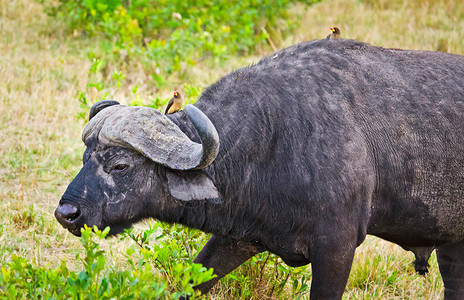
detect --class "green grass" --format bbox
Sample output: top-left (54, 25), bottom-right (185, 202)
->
top-left (2, 0), bottom-right (462, 298)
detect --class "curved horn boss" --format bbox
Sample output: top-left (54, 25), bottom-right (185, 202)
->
top-left (83, 101), bottom-right (220, 170)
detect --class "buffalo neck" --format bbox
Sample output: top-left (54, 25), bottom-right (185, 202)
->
top-left (165, 110), bottom-right (264, 240)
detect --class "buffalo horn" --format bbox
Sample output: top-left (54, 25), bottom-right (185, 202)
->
top-left (82, 102), bottom-right (219, 170)
top-left (89, 100), bottom-right (120, 120)
top-left (183, 104), bottom-right (220, 169)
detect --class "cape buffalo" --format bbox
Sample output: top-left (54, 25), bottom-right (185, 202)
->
top-left (55, 39), bottom-right (464, 299)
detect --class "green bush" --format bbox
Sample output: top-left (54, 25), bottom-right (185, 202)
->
top-left (0, 225), bottom-right (215, 299)
top-left (0, 223), bottom-right (311, 299)
top-left (45, 0), bottom-right (317, 76)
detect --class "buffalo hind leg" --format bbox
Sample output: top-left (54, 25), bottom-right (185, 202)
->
top-left (437, 240), bottom-right (464, 300)
top-left (193, 234), bottom-right (264, 294)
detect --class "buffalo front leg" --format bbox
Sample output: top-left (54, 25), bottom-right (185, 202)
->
top-left (309, 234), bottom-right (359, 300)
top-left (437, 240), bottom-right (464, 300)
top-left (193, 234), bottom-right (264, 294)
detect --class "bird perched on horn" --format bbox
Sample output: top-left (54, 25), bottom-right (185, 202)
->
top-left (326, 27), bottom-right (341, 40)
top-left (165, 91), bottom-right (184, 115)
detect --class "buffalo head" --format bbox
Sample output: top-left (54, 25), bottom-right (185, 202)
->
top-left (55, 101), bottom-right (221, 236)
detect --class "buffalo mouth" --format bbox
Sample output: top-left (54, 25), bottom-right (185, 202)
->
top-left (68, 227), bottom-right (82, 236)
top-left (55, 202), bottom-right (84, 236)
top-left (55, 202), bottom-right (128, 237)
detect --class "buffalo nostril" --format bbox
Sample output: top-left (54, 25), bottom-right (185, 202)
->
top-left (55, 203), bottom-right (80, 225)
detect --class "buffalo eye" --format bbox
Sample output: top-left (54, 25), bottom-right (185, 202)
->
top-left (111, 164), bottom-right (129, 173)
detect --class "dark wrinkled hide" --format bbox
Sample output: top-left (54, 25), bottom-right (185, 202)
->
top-left (56, 40), bottom-right (464, 299)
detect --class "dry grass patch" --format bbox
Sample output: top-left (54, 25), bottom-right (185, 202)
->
top-left (291, 0), bottom-right (463, 54)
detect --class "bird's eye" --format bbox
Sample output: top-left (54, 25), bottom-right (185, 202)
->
top-left (112, 164), bottom-right (128, 172)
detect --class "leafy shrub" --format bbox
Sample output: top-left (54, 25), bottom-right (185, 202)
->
top-left (45, 0), bottom-right (317, 76)
top-left (0, 225), bottom-right (215, 299)
top-left (0, 222), bottom-right (311, 299)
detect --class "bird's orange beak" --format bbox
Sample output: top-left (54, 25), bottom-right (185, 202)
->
top-left (330, 28), bottom-right (335, 32)
top-left (174, 92), bottom-right (178, 96)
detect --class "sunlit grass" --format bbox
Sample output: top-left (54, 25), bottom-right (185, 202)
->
top-left (290, 0), bottom-right (463, 54)
top-left (1, 0), bottom-right (461, 298)
top-left (345, 237), bottom-right (443, 299)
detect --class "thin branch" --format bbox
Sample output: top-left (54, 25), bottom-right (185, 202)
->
top-left (261, 27), bottom-right (278, 52)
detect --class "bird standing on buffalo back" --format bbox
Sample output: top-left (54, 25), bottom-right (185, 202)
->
top-left (326, 27), bottom-right (341, 39)
top-left (165, 91), bottom-right (184, 114)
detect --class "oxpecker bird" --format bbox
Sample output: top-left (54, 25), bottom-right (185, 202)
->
top-left (326, 27), bottom-right (341, 40)
top-left (165, 91), bottom-right (184, 114)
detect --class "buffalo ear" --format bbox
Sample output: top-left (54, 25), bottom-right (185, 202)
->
top-left (166, 170), bottom-right (221, 204)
